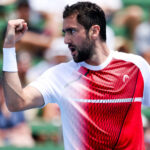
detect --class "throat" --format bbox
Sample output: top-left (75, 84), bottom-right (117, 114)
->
top-left (85, 53), bottom-right (109, 66)
top-left (85, 43), bottom-right (110, 66)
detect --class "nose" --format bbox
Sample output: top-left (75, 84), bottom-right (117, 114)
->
top-left (64, 34), bottom-right (71, 44)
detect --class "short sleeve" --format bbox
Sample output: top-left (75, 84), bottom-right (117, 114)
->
top-left (113, 51), bottom-right (150, 106)
top-left (28, 61), bottom-right (77, 107)
top-left (29, 66), bottom-right (64, 107)
top-left (138, 57), bottom-right (150, 106)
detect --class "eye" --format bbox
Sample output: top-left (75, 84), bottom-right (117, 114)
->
top-left (71, 29), bottom-right (76, 34)
top-left (62, 28), bottom-right (77, 36)
top-left (67, 28), bottom-right (77, 35)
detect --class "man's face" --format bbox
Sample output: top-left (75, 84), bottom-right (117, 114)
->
top-left (63, 14), bottom-right (94, 63)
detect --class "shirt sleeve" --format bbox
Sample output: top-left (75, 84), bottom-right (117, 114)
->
top-left (138, 57), bottom-right (150, 106)
top-left (29, 66), bottom-right (64, 107)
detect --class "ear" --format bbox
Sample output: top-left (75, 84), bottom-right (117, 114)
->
top-left (88, 25), bottom-right (100, 40)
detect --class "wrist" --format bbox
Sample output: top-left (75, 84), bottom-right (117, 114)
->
top-left (3, 48), bottom-right (18, 72)
top-left (3, 39), bottom-right (15, 48)
top-left (3, 44), bottom-right (15, 48)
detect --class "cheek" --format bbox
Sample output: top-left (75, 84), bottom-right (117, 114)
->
top-left (74, 31), bottom-right (87, 44)
top-left (75, 36), bottom-right (86, 47)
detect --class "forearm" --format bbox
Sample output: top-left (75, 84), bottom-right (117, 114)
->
top-left (2, 49), bottom-right (43, 111)
top-left (3, 71), bottom-right (45, 111)
top-left (3, 72), bottom-right (26, 112)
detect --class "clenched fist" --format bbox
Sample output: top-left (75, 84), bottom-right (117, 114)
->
top-left (3, 19), bottom-right (28, 48)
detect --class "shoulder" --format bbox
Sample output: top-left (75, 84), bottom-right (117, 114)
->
top-left (112, 51), bottom-right (149, 71)
top-left (40, 60), bottom-right (79, 78)
top-left (48, 60), bottom-right (78, 72)
top-left (112, 51), bottom-right (150, 78)
top-left (113, 51), bottom-right (147, 66)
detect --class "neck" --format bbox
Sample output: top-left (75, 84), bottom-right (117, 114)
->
top-left (85, 41), bottom-right (110, 66)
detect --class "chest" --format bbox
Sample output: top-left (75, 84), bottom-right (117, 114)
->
top-left (65, 60), bottom-right (144, 100)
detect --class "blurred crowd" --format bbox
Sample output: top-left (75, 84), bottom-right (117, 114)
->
top-left (0, 0), bottom-right (150, 149)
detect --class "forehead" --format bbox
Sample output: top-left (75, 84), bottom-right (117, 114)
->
top-left (63, 14), bottom-right (81, 29)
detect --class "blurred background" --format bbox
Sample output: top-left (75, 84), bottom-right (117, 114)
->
top-left (0, 0), bottom-right (150, 149)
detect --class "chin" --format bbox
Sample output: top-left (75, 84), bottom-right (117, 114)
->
top-left (73, 54), bottom-right (87, 63)
top-left (73, 58), bottom-right (80, 63)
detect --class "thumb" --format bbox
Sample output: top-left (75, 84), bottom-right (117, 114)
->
top-left (16, 23), bottom-right (24, 32)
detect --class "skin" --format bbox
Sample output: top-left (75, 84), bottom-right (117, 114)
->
top-left (63, 14), bottom-right (94, 63)
top-left (3, 19), bottom-right (44, 111)
top-left (3, 14), bottom-right (110, 112)
top-left (63, 14), bottom-right (110, 66)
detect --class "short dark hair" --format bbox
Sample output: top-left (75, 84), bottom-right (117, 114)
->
top-left (63, 1), bottom-right (106, 42)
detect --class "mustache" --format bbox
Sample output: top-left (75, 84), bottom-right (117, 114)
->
top-left (68, 44), bottom-right (76, 48)
top-left (68, 44), bottom-right (76, 51)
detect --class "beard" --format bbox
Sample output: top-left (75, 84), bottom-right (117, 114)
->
top-left (70, 37), bottom-right (95, 63)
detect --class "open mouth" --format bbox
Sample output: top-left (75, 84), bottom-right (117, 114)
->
top-left (68, 45), bottom-right (77, 55)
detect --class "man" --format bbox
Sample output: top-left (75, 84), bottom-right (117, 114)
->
top-left (2, 2), bottom-right (150, 150)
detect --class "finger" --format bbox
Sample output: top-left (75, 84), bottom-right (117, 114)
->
top-left (23, 23), bottom-right (28, 31)
top-left (21, 23), bottom-right (28, 34)
top-left (15, 22), bottom-right (27, 33)
top-left (16, 24), bottom-right (23, 31)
